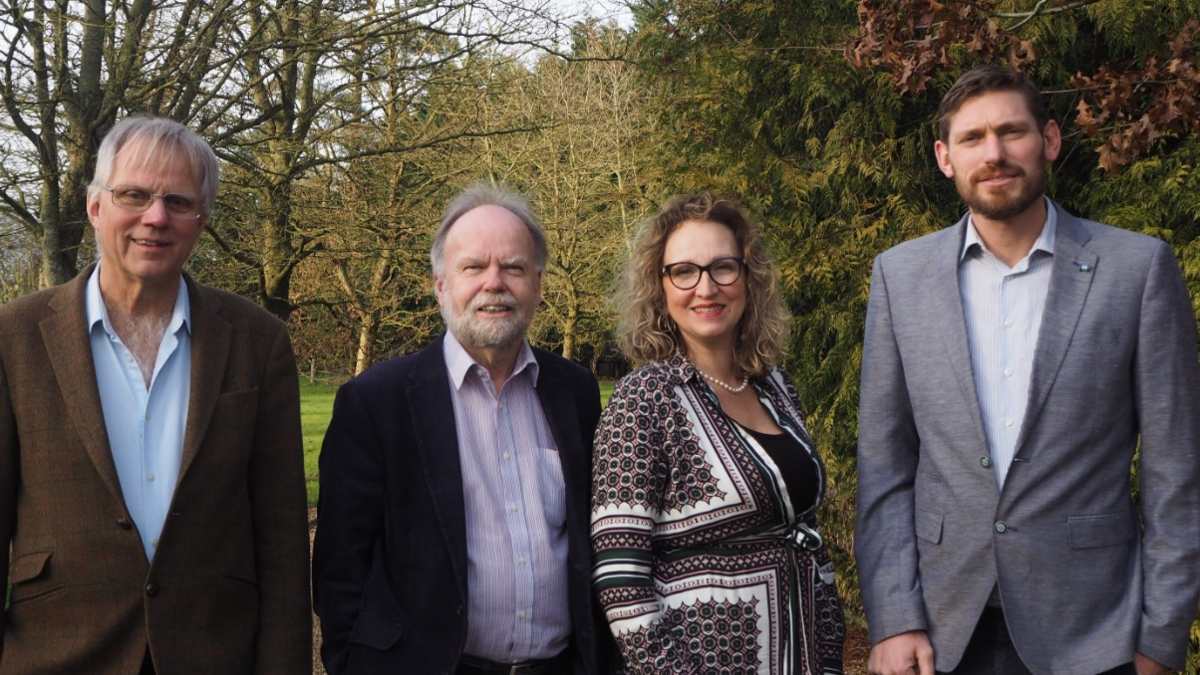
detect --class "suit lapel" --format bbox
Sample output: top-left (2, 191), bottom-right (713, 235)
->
top-left (406, 336), bottom-right (469, 601)
top-left (931, 217), bottom-right (991, 455)
top-left (42, 267), bottom-right (127, 505)
top-left (1014, 205), bottom-right (1096, 455)
top-left (179, 276), bottom-right (232, 480)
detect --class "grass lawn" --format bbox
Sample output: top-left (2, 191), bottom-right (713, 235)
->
top-left (300, 378), bottom-right (618, 507)
top-left (299, 379), bottom-right (339, 506)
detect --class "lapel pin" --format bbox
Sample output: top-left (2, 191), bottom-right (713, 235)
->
top-left (1075, 262), bottom-right (1092, 272)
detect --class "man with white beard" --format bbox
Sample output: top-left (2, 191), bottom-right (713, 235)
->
top-left (313, 184), bottom-right (611, 675)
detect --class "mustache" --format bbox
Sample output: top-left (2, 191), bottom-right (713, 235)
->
top-left (972, 161), bottom-right (1026, 183)
top-left (468, 292), bottom-right (518, 311)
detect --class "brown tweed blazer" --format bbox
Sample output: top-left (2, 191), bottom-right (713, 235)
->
top-left (0, 265), bottom-right (312, 674)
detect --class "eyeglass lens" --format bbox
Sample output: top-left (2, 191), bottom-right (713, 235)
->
top-left (667, 258), bottom-right (742, 289)
top-left (110, 185), bottom-right (200, 217)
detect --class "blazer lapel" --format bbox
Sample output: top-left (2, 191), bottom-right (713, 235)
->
top-left (1014, 204), bottom-right (1096, 455)
top-left (42, 266), bottom-right (125, 505)
top-left (179, 276), bottom-right (232, 480)
top-left (406, 336), bottom-right (469, 601)
top-left (930, 216), bottom-right (991, 455)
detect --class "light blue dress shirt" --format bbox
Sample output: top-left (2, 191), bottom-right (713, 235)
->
top-left (86, 267), bottom-right (191, 561)
top-left (959, 199), bottom-right (1056, 489)
top-left (442, 332), bottom-right (571, 662)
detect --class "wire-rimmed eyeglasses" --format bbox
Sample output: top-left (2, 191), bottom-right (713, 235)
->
top-left (103, 185), bottom-right (203, 220)
top-left (661, 257), bottom-right (745, 290)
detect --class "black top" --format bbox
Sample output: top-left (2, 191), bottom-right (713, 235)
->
top-left (743, 425), bottom-right (819, 515)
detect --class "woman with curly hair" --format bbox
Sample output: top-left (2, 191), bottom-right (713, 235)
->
top-left (590, 194), bottom-right (845, 675)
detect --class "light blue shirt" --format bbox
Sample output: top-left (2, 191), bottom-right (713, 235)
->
top-left (959, 199), bottom-right (1056, 489)
top-left (442, 332), bottom-right (571, 662)
top-left (86, 267), bottom-right (191, 561)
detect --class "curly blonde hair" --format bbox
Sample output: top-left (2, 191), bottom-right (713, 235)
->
top-left (616, 193), bottom-right (789, 377)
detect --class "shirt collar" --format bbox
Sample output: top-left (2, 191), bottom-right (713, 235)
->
top-left (960, 196), bottom-right (1057, 263)
top-left (86, 264), bottom-right (191, 338)
top-left (442, 330), bottom-right (539, 390)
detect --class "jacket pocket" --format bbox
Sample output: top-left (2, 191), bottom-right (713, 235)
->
top-left (10, 550), bottom-right (52, 584)
top-left (349, 612), bottom-right (404, 651)
top-left (9, 551), bottom-right (65, 606)
top-left (216, 388), bottom-right (258, 408)
top-left (1068, 512), bottom-right (1136, 549)
top-left (915, 508), bottom-right (943, 544)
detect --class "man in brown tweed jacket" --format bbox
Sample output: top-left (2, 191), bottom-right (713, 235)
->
top-left (0, 117), bottom-right (311, 674)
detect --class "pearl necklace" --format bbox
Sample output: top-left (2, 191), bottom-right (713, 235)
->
top-left (692, 363), bottom-right (749, 394)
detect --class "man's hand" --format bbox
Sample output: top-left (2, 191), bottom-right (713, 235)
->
top-left (868, 630), bottom-right (935, 675)
top-left (1133, 652), bottom-right (1171, 675)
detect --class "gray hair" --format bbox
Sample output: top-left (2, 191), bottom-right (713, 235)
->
top-left (89, 116), bottom-right (220, 217)
top-left (430, 183), bottom-right (547, 276)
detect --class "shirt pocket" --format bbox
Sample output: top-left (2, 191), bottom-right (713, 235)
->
top-left (538, 447), bottom-right (567, 531)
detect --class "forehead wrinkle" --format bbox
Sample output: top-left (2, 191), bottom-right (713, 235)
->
top-left (113, 143), bottom-right (198, 192)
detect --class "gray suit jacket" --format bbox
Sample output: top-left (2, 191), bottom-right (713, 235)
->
top-left (855, 201), bottom-right (1200, 675)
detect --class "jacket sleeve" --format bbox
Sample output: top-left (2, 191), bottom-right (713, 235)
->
top-left (1131, 241), bottom-right (1200, 669)
top-left (0, 351), bottom-right (15, 662)
top-left (854, 254), bottom-right (929, 645)
top-left (249, 324), bottom-right (313, 674)
top-left (311, 376), bottom-right (387, 675)
top-left (590, 374), bottom-right (702, 675)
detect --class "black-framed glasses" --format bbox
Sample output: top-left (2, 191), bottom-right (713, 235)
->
top-left (661, 256), bottom-right (745, 290)
top-left (103, 185), bottom-right (203, 219)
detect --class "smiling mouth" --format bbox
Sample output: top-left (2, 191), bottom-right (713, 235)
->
top-left (976, 170), bottom-right (1023, 184)
top-left (692, 305), bottom-right (725, 316)
top-left (134, 239), bottom-right (169, 247)
top-left (477, 305), bottom-right (512, 313)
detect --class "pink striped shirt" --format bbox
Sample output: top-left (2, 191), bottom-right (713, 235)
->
top-left (443, 333), bottom-right (571, 662)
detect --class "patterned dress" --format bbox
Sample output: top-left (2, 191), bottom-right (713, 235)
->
top-left (591, 356), bottom-right (845, 675)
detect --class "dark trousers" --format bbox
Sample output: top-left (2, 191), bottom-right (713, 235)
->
top-left (940, 607), bottom-right (1137, 675)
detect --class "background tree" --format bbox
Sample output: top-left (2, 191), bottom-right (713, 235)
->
top-left (476, 24), bottom-right (661, 364)
top-left (0, 0), bottom-right (234, 286)
top-left (188, 0), bottom-right (573, 320)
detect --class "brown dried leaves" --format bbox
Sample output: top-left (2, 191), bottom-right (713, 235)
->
top-left (1072, 20), bottom-right (1200, 172)
top-left (850, 0), bottom-right (1200, 172)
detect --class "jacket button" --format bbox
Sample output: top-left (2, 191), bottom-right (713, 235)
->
top-left (995, 522), bottom-right (1007, 534)
top-left (456, 605), bottom-right (464, 616)
top-left (117, 518), bottom-right (132, 530)
top-left (980, 457), bottom-right (992, 468)
top-left (145, 583), bottom-right (159, 597)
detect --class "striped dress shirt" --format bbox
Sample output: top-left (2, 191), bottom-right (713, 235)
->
top-left (443, 332), bottom-right (571, 663)
top-left (958, 200), bottom-right (1057, 489)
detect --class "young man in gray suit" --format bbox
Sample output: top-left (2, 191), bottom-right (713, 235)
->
top-left (855, 65), bottom-right (1200, 675)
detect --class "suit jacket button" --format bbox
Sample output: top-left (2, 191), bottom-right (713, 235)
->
top-left (117, 518), bottom-right (132, 530)
top-left (980, 457), bottom-right (992, 468)
top-left (145, 582), bottom-right (159, 597)
top-left (994, 522), bottom-right (1007, 534)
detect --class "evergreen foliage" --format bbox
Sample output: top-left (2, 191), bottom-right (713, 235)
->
top-left (628, 1), bottom-right (1200, 661)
